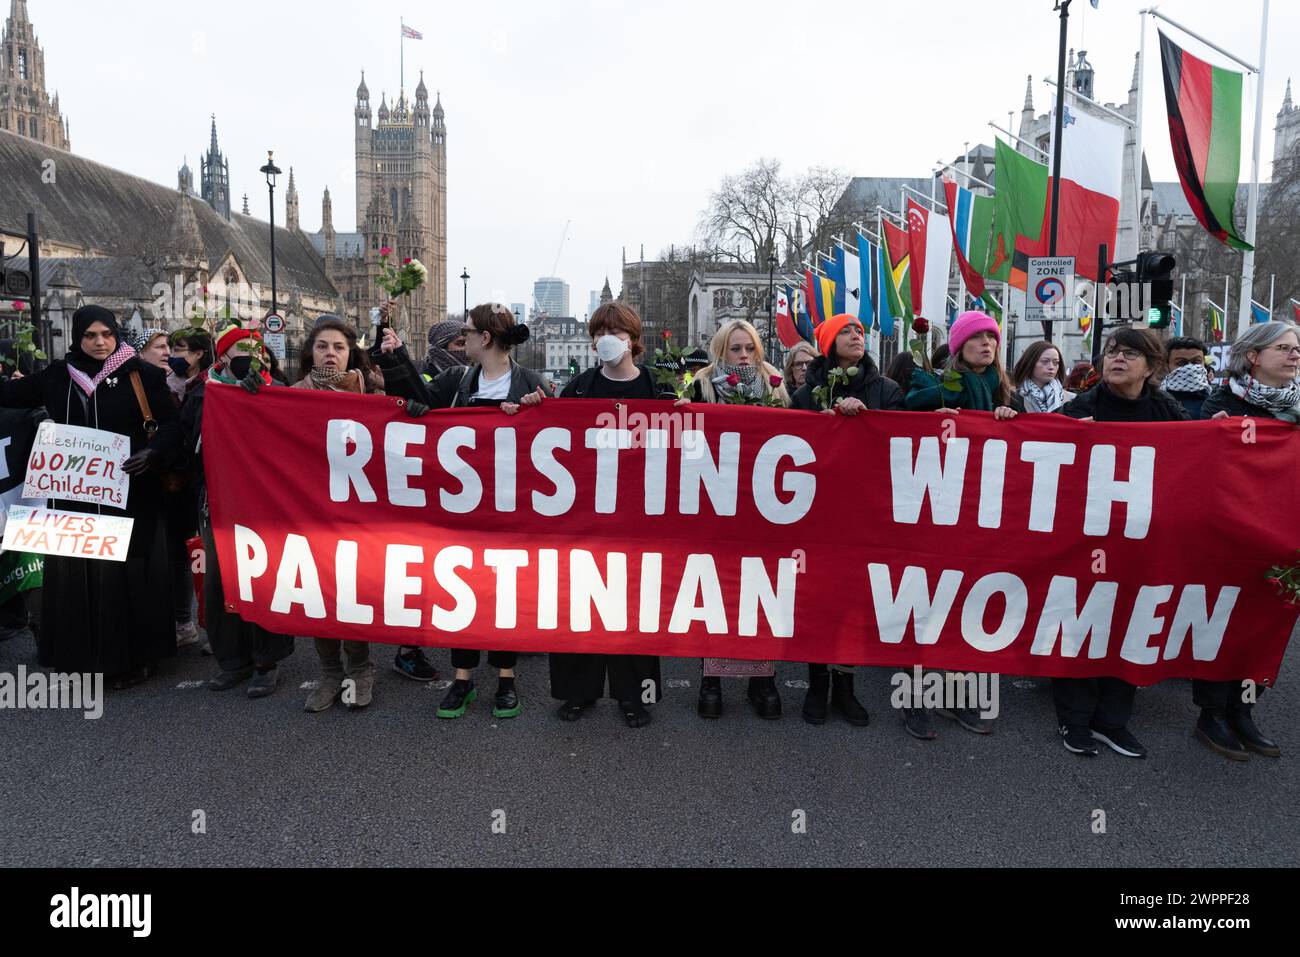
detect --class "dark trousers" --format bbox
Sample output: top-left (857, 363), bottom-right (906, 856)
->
top-left (549, 653), bottom-right (661, 703)
top-left (451, 648), bottom-right (517, 670)
top-left (1053, 677), bottom-right (1136, 730)
top-left (167, 525), bottom-right (194, 624)
top-left (1193, 679), bottom-right (1262, 716)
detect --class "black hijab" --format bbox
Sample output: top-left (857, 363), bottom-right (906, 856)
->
top-left (68, 305), bottom-right (121, 375)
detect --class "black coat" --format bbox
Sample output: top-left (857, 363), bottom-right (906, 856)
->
top-left (562, 365), bottom-right (675, 400)
top-left (1060, 382), bottom-right (1191, 423)
top-left (1200, 385), bottom-right (1276, 420)
top-left (789, 355), bottom-right (905, 412)
top-left (0, 357), bottom-right (181, 674)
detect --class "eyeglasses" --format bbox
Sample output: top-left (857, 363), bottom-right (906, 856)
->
top-left (793, 361), bottom-right (813, 371)
top-left (1268, 344), bottom-right (1300, 357)
top-left (1103, 347), bottom-right (1143, 361)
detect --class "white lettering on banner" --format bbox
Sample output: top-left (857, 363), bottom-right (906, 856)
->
top-left (866, 566), bottom-right (1238, 664)
top-left (888, 438), bottom-right (1155, 540)
top-left (323, 423), bottom-right (816, 525)
top-left (1031, 577), bottom-right (1119, 659)
top-left (232, 537), bottom-right (798, 640)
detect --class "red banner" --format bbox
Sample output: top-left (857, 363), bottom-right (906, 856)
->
top-left (204, 385), bottom-right (1300, 686)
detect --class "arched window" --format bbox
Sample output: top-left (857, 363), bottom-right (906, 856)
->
top-left (713, 289), bottom-right (733, 311)
top-left (17, 48), bottom-right (27, 80)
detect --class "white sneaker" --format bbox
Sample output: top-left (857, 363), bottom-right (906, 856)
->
top-left (176, 621), bottom-right (200, 648)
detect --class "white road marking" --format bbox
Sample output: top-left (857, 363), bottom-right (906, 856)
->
top-left (175, 681), bottom-right (205, 690)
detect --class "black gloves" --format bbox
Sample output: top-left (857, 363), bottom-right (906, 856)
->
top-left (123, 448), bottom-right (160, 476)
top-left (405, 400), bottom-right (431, 418)
top-left (239, 370), bottom-right (263, 395)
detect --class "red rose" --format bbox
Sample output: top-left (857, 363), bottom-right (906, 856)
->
top-left (1267, 578), bottom-right (1283, 587)
top-left (11, 300), bottom-right (25, 312)
top-left (913, 317), bottom-right (930, 335)
top-left (662, 330), bottom-right (672, 341)
top-left (726, 374), bottom-right (740, 387)
top-left (403, 258), bottom-right (413, 265)
top-left (770, 375), bottom-right (783, 388)
top-left (380, 246), bottom-right (393, 257)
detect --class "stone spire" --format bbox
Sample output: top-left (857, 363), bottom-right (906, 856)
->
top-left (242, 194), bottom-right (249, 216)
top-left (285, 167), bottom-right (300, 231)
top-left (166, 192), bottom-right (208, 272)
top-left (1284, 78), bottom-right (1293, 113)
top-left (600, 277), bottom-right (613, 305)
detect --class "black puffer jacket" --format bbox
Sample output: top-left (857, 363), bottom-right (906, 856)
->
top-left (790, 354), bottom-right (905, 412)
top-left (1060, 383), bottom-right (1191, 422)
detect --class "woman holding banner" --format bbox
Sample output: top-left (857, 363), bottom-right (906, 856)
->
top-left (1012, 341), bottom-right (1072, 414)
top-left (684, 320), bottom-right (789, 720)
top-left (0, 305), bottom-right (179, 688)
top-left (1057, 327), bottom-right (1190, 759)
top-left (790, 313), bottom-right (904, 729)
top-left (1192, 321), bottom-right (1300, 761)
top-left (903, 312), bottom-right (1019, 738)
top-left (552, 302), bottom-right (674, 728)
top-left (182, 325), bottom-right (295, 699)
top-left (375, 303), bottom-right (548, 721)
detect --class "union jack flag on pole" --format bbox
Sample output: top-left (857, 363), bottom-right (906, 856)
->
top-left (402, 24), bottom-right (423, 39)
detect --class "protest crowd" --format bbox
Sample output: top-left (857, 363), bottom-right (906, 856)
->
top-left (1, 298), bottom-right (1297, 766)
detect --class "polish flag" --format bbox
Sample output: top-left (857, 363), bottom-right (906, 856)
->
top-left (1023, 105), bottom-right (1124, 282)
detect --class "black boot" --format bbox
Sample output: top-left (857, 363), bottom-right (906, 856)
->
top-left (747, 676), bottom-right (781, 720)
top-left (1195, 709), bottom-right (1250, 761)
top-left (698, 676), bottom-right (723, 719)
top-left (802, 664), bottom-right (829, 725)
top-left (830, 669), bottom-right (870, 727)
top-left (1228, 711), bottom-right (1281, 758)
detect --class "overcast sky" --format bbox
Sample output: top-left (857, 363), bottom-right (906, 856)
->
top-left (32, 0), bottom-right (1298, 315)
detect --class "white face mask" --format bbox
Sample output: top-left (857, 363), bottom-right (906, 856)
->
top-left (596, 335), bottom-right (630, 365)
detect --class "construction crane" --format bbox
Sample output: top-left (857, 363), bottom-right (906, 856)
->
top-left (532, 220), bottom-right (572, 321)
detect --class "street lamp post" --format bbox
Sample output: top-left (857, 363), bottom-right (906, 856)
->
top-left (259, 151), bottom-right (282, 318)
top-left (460, 268), bottom-right (470, 318)
top-left (766, 253), bottom-right (778, 361)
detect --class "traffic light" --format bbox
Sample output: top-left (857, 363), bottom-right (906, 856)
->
top-left (568, 358), bottom-right (579, 376)
top-left (0, 261), bottom-right (32, 299)
top-left (1137, 251), bottom-right (1176, 329)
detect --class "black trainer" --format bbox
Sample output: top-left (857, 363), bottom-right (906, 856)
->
top-left (901, 707), bottom-right (937, 741)
top-left (620, 700), bottom-right (651, 729)
top-left (830, 669), bottom-right (870, 727)
top-left (393, 647), bottom-right (439, 682)
top-left (557, 699), bottom-right (593, 722)
top-left (1091, 724), bottom-right (1147, 759)
top-left (746, 676), bottom-right (781, 720)
top-left (1060, 725), bottom-right (1099, 756)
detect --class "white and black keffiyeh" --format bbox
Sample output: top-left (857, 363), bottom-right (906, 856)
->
top-left (1018, 377), bottom-right (1065, 413)
top-left (712, 363), bottom-right (764, 403)
top-left (1230, 375), bottom-right (1300, 423)
top-left (1162, 363), bottom-right (1210, 396)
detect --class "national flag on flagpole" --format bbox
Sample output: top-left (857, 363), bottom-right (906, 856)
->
top-left (1207, 301), bottom-right (1227, 342)
top-left (402, 24), bottom-right (424, 39)
top-left (906, 199), bottom-right (954, 325)
top-left (1172, 301), bottom-right (1184, 336)
top-left (841, 245), bottom-right (861, 318)
top-left (803, 269), bottom-right (822, 328)
top-left (775, 286), bottom-right (800, 349)
top-left (815, 273), bottom-right (837, 327)
top-left (824, 248), bottom-right (847, 315)
top-left (1292, 299), bottom-right (1300, 322)
top-left (881, 219), bottom-right (913, 322)
top-left (943, 178), bottom-right (993, 297)
top-left (793, 285), bottom-right (815, 343)
top-left (1251, 301), bottom-right (1271, 324)
top-left (1158, 30), bottom-right (1253, 250)
top-left (856, 234), bottom-right (877, 327)
top-left (989, 139), bottom-right (1049, 284)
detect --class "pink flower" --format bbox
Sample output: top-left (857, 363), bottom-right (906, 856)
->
top-left (726, 374), bottom-right (740, 387)
top-left (11, 300), bottom-right (25, 312)
top-left (770, 375), bottom-right (783, 388)
top-left (380, 246), bottom-right (393, 258)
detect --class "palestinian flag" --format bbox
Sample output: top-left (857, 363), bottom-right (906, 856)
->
top-left (1159, 30), bottom-right (1253, 250)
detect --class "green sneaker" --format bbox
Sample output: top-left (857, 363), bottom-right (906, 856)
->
top-left (493, 687), bottom-right (522, 719)
top-left (437, 681), bottom-right (477, 719)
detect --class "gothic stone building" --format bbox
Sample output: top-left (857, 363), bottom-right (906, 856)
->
top-left (309, 73), bottom-right (448, 349)
top-left (0, 0), bottom-right (68, 149)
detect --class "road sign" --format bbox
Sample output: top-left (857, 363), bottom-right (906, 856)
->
top-left (264, 314), bottom-right (286, 334)
top-left (1027, 257), bottom-right (1075, 324)
top-left (265, 333), bottom-right (286, 359)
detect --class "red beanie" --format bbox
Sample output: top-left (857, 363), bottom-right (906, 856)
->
top-left (814, 313), bottom-right (864, 358)
top-left (215, 325), bottom-right (263, 359)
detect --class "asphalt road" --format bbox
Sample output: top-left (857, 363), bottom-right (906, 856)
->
top-left (1, 629), bottom-right (1296, 868)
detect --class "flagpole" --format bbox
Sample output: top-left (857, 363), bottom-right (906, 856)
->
top-left (988, 122), bottom-right (1050, 160)
top-left (937, 161), bottom-right (995, 192)
top-left (401, 17), bottom-right (405, 96)
top-left (1046, 0), bottom-right (1073, 347)
top-left (1238, 0), bottom-right (1269, 339)
top-left (1133, 10), bottom-right (1149, 263)
top-left (1180, 274), bottom-right (1187, 335)
top-left (1269, 274), bottom-right (1275, 318)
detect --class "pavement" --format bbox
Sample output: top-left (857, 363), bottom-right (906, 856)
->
top-left (0, 629), bottom-right (1296, 868)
